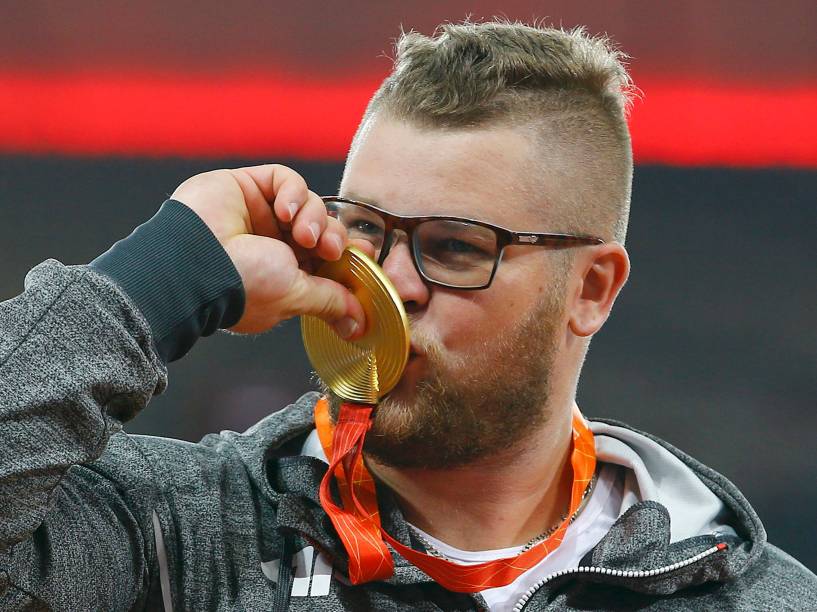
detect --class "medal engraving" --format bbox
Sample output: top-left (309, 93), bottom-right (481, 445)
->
top-left (301, 247), bottom-right (409, 404)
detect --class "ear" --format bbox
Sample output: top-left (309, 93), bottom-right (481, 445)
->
top-left (567, 243), bottom-right (630, 337)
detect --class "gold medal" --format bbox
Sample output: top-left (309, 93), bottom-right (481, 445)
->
top-left (301, 246), bottom-right (409, 404)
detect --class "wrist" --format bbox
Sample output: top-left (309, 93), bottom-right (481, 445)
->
top-left (90, 199), bottom-right (245, 362)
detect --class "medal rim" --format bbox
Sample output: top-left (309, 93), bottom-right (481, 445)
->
top-left (301, 246), bottom-right (409, 403)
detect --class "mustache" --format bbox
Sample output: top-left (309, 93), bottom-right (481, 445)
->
top-left (405, 317), bottom-right (469, 373)
top-left (407, 317), bottom-right (442, 357)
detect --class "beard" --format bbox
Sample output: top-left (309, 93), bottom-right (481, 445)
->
top-left (323, 282), bottom-right (567, 470)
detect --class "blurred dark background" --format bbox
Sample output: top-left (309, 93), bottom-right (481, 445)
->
top-left (1, 1), bottom-right (815, 572)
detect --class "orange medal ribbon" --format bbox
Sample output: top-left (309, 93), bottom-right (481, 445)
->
top-left (315, 397), bottom-right (597, 592)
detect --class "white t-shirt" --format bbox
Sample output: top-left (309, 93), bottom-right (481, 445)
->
top-left (406, 462), bottom-right (623, 611)
top-left (300, 430), bottom-right (625, 611)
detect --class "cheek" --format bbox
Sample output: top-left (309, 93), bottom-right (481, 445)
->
top-left (428, 289), bottom-right (523, 352)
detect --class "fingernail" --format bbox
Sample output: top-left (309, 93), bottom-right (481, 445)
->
top-left (334, 317), bottom-right (358, 340)
top-left (287, 202), bottom-right (299, 220)
top-left (330, 234), bottom-right (343, 256)
top-left (308, 222), bottom-right (320, 246)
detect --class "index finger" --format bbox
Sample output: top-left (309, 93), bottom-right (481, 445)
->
top-left (235, 163), bottom-right (311, 223)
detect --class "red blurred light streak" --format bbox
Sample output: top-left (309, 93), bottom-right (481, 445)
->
top-left (1, 71), bottom-right (815, 166)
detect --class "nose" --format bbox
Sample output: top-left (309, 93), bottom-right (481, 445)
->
top-left (381, 231), bottom-right (430, 312)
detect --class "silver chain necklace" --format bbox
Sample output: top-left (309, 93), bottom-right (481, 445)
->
top-left (408, 471), bottom-right (598, 560)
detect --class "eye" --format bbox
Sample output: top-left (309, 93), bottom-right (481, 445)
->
top-left (417, 221), bottom-right (497, 262)
top-left (349, 218), bottom-right (382, 236)
top-left (438, 238), bottom-right (486, 255)
top-left (424, 235), bottom-right (496, 266)
top-left (336, 209), bottom-right (383, 237)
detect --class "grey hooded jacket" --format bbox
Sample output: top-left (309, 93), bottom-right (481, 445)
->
top-left (1, 201), bottom-right (815, 611)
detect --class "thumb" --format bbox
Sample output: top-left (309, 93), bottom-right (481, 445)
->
top-left (294, 272), bottom-right (367, 340)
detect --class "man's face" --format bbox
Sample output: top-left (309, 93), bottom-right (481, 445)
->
top-left (328, 115), bottom-right (573, 469)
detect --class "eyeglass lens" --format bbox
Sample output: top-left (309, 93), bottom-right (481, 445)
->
top-left (326, 199), bottom-right (499, 288)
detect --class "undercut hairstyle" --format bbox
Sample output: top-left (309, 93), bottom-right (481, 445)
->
top-left (352, 19), bottom-right (636, 244)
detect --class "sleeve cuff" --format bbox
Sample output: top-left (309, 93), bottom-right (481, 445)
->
top-left (90, 199), bottom-right (245, 363)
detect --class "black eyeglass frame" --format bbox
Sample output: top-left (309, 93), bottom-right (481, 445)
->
top-left (322, 196), bottom-right (605, 290)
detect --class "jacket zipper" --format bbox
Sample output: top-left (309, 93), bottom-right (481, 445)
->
top-left (512, 542), bottom-right (728, 612)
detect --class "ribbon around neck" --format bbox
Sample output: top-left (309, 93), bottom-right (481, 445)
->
top-left (315, 397), bottom-right (597, 592)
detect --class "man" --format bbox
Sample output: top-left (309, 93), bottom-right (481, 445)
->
top-left (0, 20), bottom-right (814, 611)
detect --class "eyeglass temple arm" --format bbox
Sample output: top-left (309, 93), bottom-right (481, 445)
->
top-left (510, 232), bottom-right (605, 247)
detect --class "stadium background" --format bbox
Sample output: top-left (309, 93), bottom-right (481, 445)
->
top-left (1, 1), bottom-right (815, 571)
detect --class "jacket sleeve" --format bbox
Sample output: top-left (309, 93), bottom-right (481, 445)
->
top-left (0, 200), bottom-right (245, 609)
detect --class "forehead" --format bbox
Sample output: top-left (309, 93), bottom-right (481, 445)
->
top-left (340, 116), bottom-right (548, 226)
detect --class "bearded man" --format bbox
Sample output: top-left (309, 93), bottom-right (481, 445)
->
top-left (1, 20), bottom-right (814, 611)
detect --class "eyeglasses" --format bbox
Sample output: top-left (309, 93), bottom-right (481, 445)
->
top-left (322, 196), bottom-right (605, 290)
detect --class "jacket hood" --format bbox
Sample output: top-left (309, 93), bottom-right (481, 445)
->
top-left (222, 394), bottom-right (766, 596)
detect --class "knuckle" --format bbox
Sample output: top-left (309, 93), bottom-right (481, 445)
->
top-left (315, 282), bottom-right (345, 319)
top-left (328, 217), bottom-right (348, 240)
top-left (272, 165), bottom-right (308, 200)
top-left (303, 191), bottom-right (322, 210)
top-left (326, 215), bottom-right (342, 231)
top-left (321, 296), bottom-right (344, 320)
top-left (282, 165), bottom-right (308, 187)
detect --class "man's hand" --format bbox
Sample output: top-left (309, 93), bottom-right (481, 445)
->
top-left (171, 164), bottom-right (367, 337)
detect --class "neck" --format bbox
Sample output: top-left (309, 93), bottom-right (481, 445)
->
top-left (366, 403), bottom-right (575, 552)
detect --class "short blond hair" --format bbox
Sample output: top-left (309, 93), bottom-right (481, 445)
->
top-left (355, 19), bottom-right (635, 243)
